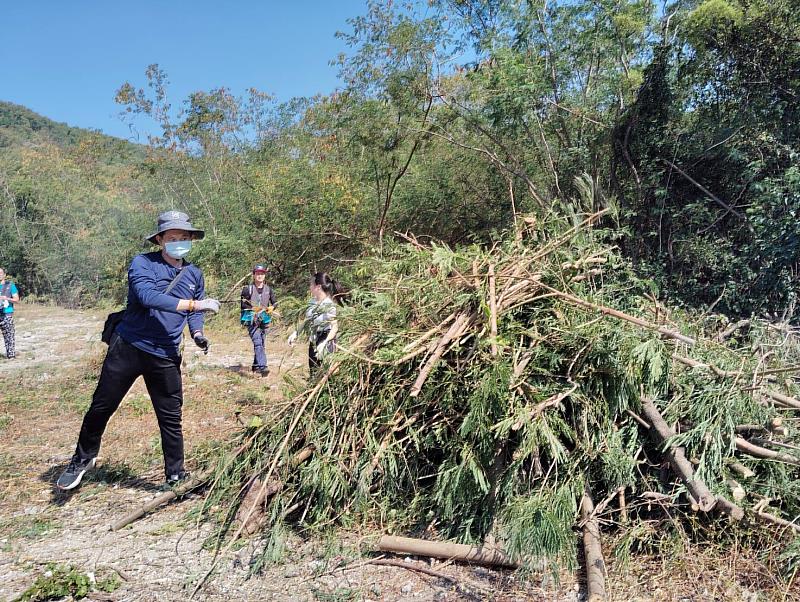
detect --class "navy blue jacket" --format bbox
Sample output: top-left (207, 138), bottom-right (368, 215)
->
top-left (117, 251), bottom-right (205, 359)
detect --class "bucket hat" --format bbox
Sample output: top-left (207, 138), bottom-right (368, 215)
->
top-left (146, 210), bottom-right (205, 244)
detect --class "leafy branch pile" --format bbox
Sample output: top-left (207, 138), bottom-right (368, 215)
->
top-left (202, 211), bottom-right (800, 574)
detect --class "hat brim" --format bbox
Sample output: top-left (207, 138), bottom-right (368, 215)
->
top-left (146, 223), bottom-right (205, 244)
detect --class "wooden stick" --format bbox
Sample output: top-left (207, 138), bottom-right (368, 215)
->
top-left (735, 437), bottom-right (800, 466)
top-left (715, 319), bottom-right (751, 342)
top-left (618, 488), bottom-right (628, 524)
top-left (488, 263), bottom-right (498, 357)
top-left (751, 438), bottom-right (800, 452)
top-left (727, 460), bottom-right (755, 479)
top-left (763, 390), bottom-right (800, 410)
top-left (640, 397), bottom-right (717, 512)
top-left (410, 313), bottom-right (472, 397)
top-left (400, 313), bottom-right (456, 353)
top-left (221, 271), bottom-right (253, 303)
top-left (662, 159), bottom-right (750, 223)
top-left (673, 354), bottom-right (800, 409)
top-left (109, 470), bottom-right (210, 532)
top-left (755, 365), bottom-right (800, 377)
top-left (108, 434), bottom-right (259, 531)
top-left (376, 535), bottom-right (517, 568)
top-left (511, 384), bottom-right (577, 430)
top-left (580, 491), bottom-right (608, 602)
top-left (541, 284), bottom-right (696, 345)
top-left (531, 209), bottom-right (609, 261)
top-left (369, 558), bottom-right (459, 584)
top-left (625, 409), bottom-right (651, 430)
top-left (754, 508), bottom-right (800, 534)
top-left (672, 353), bottom-right (735, 377)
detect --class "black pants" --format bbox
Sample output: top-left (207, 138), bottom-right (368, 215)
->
top-left (75, 335), bottom-right (184, 477)
top-left (308, 330), bottom-right (336, 372)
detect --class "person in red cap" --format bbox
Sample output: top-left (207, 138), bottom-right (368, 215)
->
top-left (240, 264), bottom-right (277, 376)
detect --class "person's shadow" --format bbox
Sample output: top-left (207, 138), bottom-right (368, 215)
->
top-left (41, 460), bottom-right (164, 507)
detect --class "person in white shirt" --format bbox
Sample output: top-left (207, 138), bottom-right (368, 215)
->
top-left (287, 272), bottom-right (343, 372)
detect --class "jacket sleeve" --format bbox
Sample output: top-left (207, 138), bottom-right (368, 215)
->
top-left (269, 286), bottom-right (277, 307)
top-left (128, 256), bottom-right (182, 312)
top-left (240, 286), bottom-right (250, 311)
top-left (187, 269), bottom-right (205, 335)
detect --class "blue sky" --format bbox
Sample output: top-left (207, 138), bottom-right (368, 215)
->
top-left (0, 1), bottom-right (371, 141)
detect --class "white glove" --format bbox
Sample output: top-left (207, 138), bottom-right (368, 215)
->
top-left (194, 298), bottom-right (220, 314)
top-left (287, 330), bottom-right (298, 346)
top-left (315, 344), bottom-right (326, 359)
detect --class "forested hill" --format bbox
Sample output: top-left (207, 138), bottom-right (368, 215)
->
top-left (0, 100), bottom-right (142, 159)
top-left (1, 0), bottom-right (798, 317)
top-left (0, 101), bottom-right (86, 148)
top-left (0, 101), bottom-right (148, 305)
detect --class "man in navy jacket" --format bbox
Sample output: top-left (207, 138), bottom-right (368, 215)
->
top-left (57, 211), bottom-right (220, 490)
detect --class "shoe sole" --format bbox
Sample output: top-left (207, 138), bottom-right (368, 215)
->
top-left (56, 458), bottom-right (96, 490)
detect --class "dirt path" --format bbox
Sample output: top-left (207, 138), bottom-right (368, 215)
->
top-left (0, 305), bottom-right (103, 375)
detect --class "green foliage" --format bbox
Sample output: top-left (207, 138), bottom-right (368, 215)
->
top-left (502, 484), bottom-right (579, 568)
top-left (14, 564), bottom-right (120, 602)
top-left (616, 0), bottom-right (800, 314)
top-left (685, 0), bottom-right (744, 48)
top-left (201, 214), bottom-right (800, 575)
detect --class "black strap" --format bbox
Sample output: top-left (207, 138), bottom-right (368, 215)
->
top-left (164, 265), bottom-right (188, 296)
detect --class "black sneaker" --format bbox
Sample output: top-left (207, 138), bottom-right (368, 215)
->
top-left (166, 470), bottom-right (190, 487)
top-left (56, 455), bottom-right (96, 490)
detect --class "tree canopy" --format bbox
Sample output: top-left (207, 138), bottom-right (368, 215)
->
top-left (0, 0), bottom-right (797, 316)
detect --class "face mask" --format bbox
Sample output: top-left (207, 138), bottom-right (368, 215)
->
top-left (164, 240), bottom-right (192, 259)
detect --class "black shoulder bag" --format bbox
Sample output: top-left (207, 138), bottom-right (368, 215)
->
top-left (101, 267), bottom-right (188, 344)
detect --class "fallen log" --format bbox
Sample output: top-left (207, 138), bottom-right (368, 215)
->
top-left (639, 397), bottom-right (717, 512)
top-left (235, 446), bottom-right (315, 534)
top-left (580, 491), bottom-right (608, 602)
top-left (376, 535), bottom-right (517, 568)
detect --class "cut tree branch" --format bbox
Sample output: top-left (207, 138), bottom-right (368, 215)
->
top-left (376, 535), bottom-right (517, 568)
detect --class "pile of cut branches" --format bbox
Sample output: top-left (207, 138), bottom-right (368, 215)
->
top-left (200, 210), bottom-right (800, 582)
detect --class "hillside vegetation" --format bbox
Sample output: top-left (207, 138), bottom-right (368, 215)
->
top-left (0, 0), bottom-right (798, 317)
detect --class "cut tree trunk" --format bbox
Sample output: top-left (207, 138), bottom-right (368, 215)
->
top-left (580, 491), bottom-right (608, 602)
top-left (376, 535), bottom-right (517, 568)
top-left (639, 397), bottom-right (717, 512)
